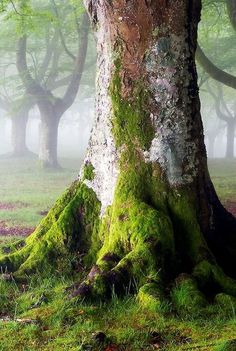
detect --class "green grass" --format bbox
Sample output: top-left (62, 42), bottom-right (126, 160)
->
top-left (0, 157), bottom-right (235, 350)
top-left (0, 157), bottom-right (81, 230)
top-left (0, 274), bottom-right (236, 351)
top-left (209, 159), bottom-right (236, 203)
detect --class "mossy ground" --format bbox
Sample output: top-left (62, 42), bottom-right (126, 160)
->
top-left (0, 158), bottom-right (235, 350)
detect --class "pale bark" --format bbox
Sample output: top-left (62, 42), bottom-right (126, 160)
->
top-left (226, 119), bottom-right (235, 158)
top-left (11, 110), bottom-right (29, 157)
top-left (207, 134), bottom-right (216, 158)
top-left (38, 108), bottom-right (60, 168)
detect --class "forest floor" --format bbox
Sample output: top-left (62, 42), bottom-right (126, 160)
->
top-left (0, 157), bottom-right (235, 351)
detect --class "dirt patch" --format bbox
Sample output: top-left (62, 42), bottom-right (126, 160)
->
top-left (39, 210), bottom-right (49, 216)
top-left (0, 221), bottom-right (34, 237)
top-left (224, 201), bottom-right (236, 217)
top-left (0, 202), bottom-right (28, 210)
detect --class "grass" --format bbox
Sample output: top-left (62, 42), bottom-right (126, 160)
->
top-left (0, 274), bottom-right (236, 351)
top-left (0, 157), bottom-right (81, 230)
top-left (0, 157), bottom-right (235, 350)
top-left (209, 159), bottom-right (236, 203)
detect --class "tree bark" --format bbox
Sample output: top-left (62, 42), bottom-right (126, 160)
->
top-left (11, 107), bottom-right (30, 157)
top-left (226, 119), bottom-right (235, 159)
top-left (38, 105), bottom-right (60, 168)
top-left (226, 0), bottom-right (236, 31)
top-left (207, 134), bottom-right (216, 159)
top-left (1, 0), bottom-right (236, 313)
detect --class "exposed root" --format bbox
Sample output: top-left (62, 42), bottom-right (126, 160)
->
top-left (0, 181), bottom-right (101, 279)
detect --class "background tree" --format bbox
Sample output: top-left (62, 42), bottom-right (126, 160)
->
top-left (16, 0), bottom-right (90, 168)
top-left (207, 83), bottom-right (236, 158)
top-left (197, 0), bottom-right (236, 158)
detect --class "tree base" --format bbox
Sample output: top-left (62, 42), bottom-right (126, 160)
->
top-left (0, 179), bottom-right (236, 315)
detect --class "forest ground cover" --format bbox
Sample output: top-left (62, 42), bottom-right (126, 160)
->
top-left (0, 156), bottom-right (80, 244)
top-left (0, 158), bottom-right (235, 351)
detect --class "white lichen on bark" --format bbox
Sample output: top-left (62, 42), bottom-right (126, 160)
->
top-left (81, 2), bottom-right (119, 215)
top-left (144, 33), bottom-right (199, 185)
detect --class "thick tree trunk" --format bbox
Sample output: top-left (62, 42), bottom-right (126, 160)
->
top-left (11, 110), bottom-right (29, 157)
top-left (38, 104), bottom-right (61, 169)
top-left (225, 120), bottom-right (235, 158)
top-left (1, 0), bottom-right (236, 314)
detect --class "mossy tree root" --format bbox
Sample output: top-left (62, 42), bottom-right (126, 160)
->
top-left (0, 181), bottom-right (101, 279)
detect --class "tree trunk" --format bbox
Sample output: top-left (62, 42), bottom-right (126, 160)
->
top-left (0, 117), bottom-right (6, 145)
top-left (207, 134), bottom-right (216, 158)
top-left (225, 120), bottom-right (235, 158)
top-left (38, 104), bottom-right (61, 169)
top-left (11, 110), bottom-right (29, 157)
top-left (1, 0), bottom-right (236, 314)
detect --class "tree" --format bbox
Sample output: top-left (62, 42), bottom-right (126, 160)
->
top-left (16, 0), bottom-right (90, 168)
top-left (1, 0), bottom-right (236, 313)
top-left (207, 83), bottom-right (236, 158)
top-left (196, 0), bottom-right (236, 89)
top-left (0, 94), bottom-right (34, 157)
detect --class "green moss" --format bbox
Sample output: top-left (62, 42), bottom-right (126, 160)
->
top-left (137, 283), bottom-right (161, 312)
top-left (214, 293), bottom-right (236, 317)
top-left (193, 261), bottom-right (236, 297)
top-left (83, 162), bottom-right (95, 181)
top-left (215, 339), bottom-right (236, 351)
top-left (87, 55), bottom-right (176, 298)
top-left (110, 58), bottom-right (155, 150)
top-left (171, 274), bottom-right (207, 316)
top-left (0, 181), bottom-right (101, 279)
top-left (168, 188), bottom-right (210, 268)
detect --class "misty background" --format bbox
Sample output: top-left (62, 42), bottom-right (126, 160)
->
top-left (0, 1), bottom-right (235, 162)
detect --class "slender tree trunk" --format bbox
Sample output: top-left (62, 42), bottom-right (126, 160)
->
top-left (1, 0), bottom-right (236, 313)
top-left (11, 110), bottom-right (29, 157)
top-left (225, 120), bottom-right (235, 158)
top-left (207, 134), bottom-right (216, 158)
top-left (0, 117), bottom-right (6, 145)
top-left (38, 105), bottom-right (61, 169)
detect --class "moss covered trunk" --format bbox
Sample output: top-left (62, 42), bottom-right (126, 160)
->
top-left (1, 0), bottom-right (236, 313)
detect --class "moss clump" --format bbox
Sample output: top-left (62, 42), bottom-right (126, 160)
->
top-left (215, 293), bottom-right (236, 307)
top-left (193, 261), bottom-right (236, 297)
top-left (0, 181), bottom-right (101, 279)
top-left (137, 283), bottom-right (161, 312)
top-left (171, 274), bottom-right (207, 316)
top-left (214, 293), bottom-right (236, 317)
top-left (215, 340), bottom-right (236, 351)
top-left (83, 162), bottom-right (95, 181)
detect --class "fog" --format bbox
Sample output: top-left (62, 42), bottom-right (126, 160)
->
top-left (0, 0), bottom-right (235, 164)
top-left (0, 101), bottom-right (94, 159)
